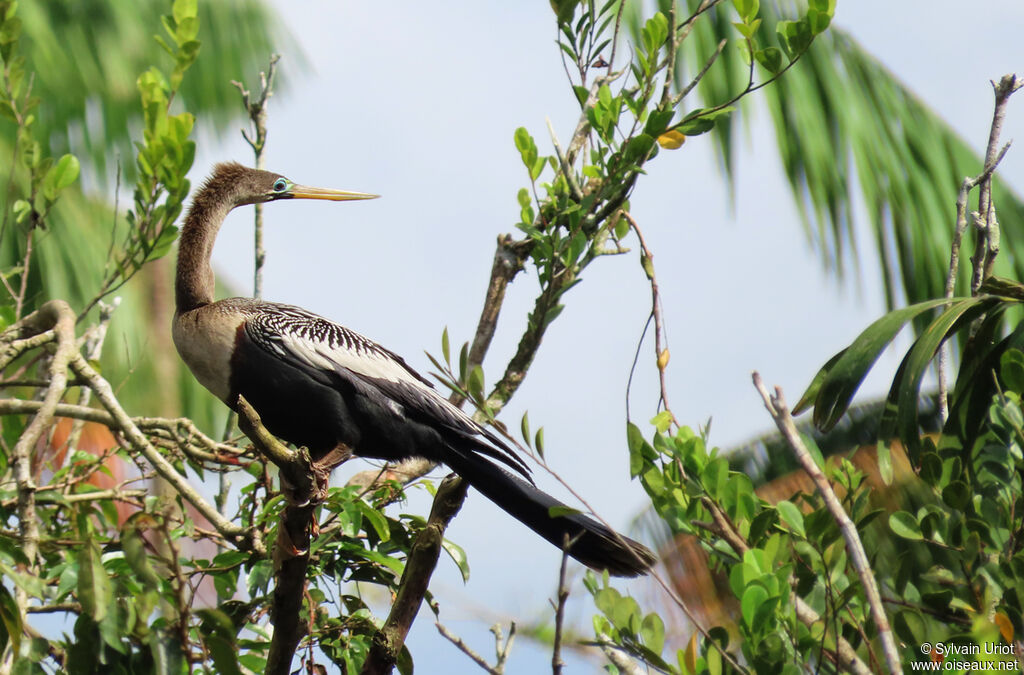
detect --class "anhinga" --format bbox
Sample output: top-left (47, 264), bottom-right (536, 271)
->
top-left (173, 162), bottom-right (656, 577)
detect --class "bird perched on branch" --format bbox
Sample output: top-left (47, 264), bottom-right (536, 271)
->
top-left (172, 162), bottom-right (656, 576)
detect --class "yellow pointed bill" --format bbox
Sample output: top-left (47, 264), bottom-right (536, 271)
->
top-left (290, 184), bottom-right (379, 201)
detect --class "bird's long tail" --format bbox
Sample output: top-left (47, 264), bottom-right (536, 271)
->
top-left (443, 444), bottom-right (657, 577)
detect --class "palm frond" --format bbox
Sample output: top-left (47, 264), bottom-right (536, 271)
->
top-left (680, 0), bottom-right (1024, 310)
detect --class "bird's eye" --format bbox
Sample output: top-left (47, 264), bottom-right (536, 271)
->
top-left (272, 178), bottom-right (289, 193)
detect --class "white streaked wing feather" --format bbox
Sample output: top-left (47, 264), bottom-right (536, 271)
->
top-left (249, 305), bottom-right (484, 434)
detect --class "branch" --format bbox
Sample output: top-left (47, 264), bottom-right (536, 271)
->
top-left (234, 396), bottom-right (335, 675)
top-left (622, 212), bottom-right (677, 427)
top-left (231, 53), bottom-right (281, 299)
top-left (362, 475), bottom-right (469, 675)
top-left (752, 372), bottom-right (900, 675)
top-left (7, 300), bottom-right (76, 631)
top-left (0, 399), bottom-right (246, 466)
top-left (436, 623), bottom-right (503, 675)
top-left (66, 351), bottom-right (253, 550)
top-left (551, 538), bottom-right (570, 675)
top-left (596, 633), bottom-right (646, 675)
top-left (939, 73), bottom-right (1019, 421)
top-left (972, 73), bottom-right (1021, 292)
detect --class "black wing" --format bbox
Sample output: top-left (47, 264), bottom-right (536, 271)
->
top-left (245, 302), bottom-right (531, 477)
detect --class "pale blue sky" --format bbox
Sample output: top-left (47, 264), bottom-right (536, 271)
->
top-left (194, 2), bottom-right (1024, 671)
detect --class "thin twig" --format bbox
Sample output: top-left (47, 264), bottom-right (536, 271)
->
top-left (551, 536), bottom-right (570, 675)
top-left (752, 372), bottom-right (901, 675)
top-left (547, 118), bottom-right (584, 202)
top-left (939, 74), bottom-right (1019, 421)
top-left (0, 399), bottom-right (247, 466)
top-left (65, 298), bottom-right (118, 453)
top-left (623, 212), bottom-right (677, 426)
top-left (972, 74), bottom-right (1021, 294)
top-left (491, 622), bottom-right (515, 673)
top-left (436, 622), bottom-right (501, 675)
top-left (346, 235), bottom-right (530, 490)
top-left (675, 38), bottom-right (726, 105)
top-left (232, 53), bottom-right (281, 300)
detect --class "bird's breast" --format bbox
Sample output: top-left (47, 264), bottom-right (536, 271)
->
top-left (172, 305), bottom-right (242, 403)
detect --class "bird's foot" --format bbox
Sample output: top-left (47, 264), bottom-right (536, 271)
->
top-left (309, 444), bottom-right (353, 504)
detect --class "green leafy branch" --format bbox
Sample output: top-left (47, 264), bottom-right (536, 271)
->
top-left (77, 0), bottom-right (200, 321)
top-left (0, 0), bottom-right (80, 320)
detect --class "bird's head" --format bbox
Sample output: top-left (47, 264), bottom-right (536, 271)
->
top-left (207, 162), bottom-right (379, 207)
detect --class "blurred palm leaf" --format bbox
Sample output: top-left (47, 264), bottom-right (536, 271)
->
top-left (0, 1), bottom-right (295, 429)
top-left (16, 0), bottom-right (297, 183)
top-left (677, 0), bottom-right (1024, 310)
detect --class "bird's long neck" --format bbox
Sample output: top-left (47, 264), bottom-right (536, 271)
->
top-left (175, 193), bottom-right (234, 314)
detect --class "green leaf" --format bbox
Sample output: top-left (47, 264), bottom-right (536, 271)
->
top-left (357, 501), bottom-right (391, 542)
top-left (775, 500), bottom-right (805, 537)
top-left (806, 8), bottom-right (832, 35)
top-left (941, 481), bottom-right (970, 511)
top-left (643, 108), bottom-right (675, 137)
top-left (733, 20), bottom-right (760, 40)
top-left (650, 411), bottom-right (673, 433)
top-left (442, 539), bottom-right (470, 583)
top-left (626, 421), bottom-right (650, 477)
top-left (741, 585), bottom-right (768, 627)
top-left (520, 411), bottom-right (531, 447)
top-left (441, 326), bottom-right (451, 365)
top-left (798, 298), bottom-right (961, 431)
top-left (641, 12), bottom-right (669, 57)
top-left (0, 583), bottom-right (20, 658)
top-left (205, 635), bottom-right (242, 675)
top-left (172, 0), bottom-right (198, 24)
top-left (889, 511), bottom-right (923, 540)
top-left (11, 199), bottom-right (30, 224)
top-left (550, 0), bottom-right (578, 24)
top-left (77, 539), bottom-right (112, 623)
top-left (880, 297), bottom-right (997, 446)
top-left (754, 46), bottom-right (783, 74)
top-left (641, 612), bottom-right (665, 655)
top-left (1001, 349), bottom-right (1024, 393)
top-left (893, 609), bottom-right (926, 645)
top-left (122, 524), bottom-right (161, 591)
top-left (514, 127), bottom-right (539, 180)
top-left (548, 505), bottom-right (582, 518)
top-left (776, 18), bottom-right (812, 57)
top-left (468, 365), bottom-right (485, 403)
top-left (675, 107), bottom-right (735, 136)
top-left (876, 441), bottom-right (893, 486)
top-left (42, 153), bottom-right (80, 199)
top-left (732, 0), bottom-right (759, 23)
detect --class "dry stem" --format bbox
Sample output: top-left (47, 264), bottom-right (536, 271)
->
top-left (753, 372), bottom-right (899, 675)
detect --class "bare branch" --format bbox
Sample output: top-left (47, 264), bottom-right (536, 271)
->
top-left (752, 372), bottom-right (900, 675)
top-left (8, 300), bottom-right (76, 629)
top-left (436, 623), bottom-right (502, 675)
top-left (551, 537), bottom-right (570, 675)
top-left (971, 74), bottom-right (1020, 295)
top-left (623, 212), bottom-right (677, 427)
top-left (67, 351), bottom-right (254, 550)
top-left (939, 73), bottom-right (1019, 421)
top-left (232, 53), bottom-right (281, 300)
